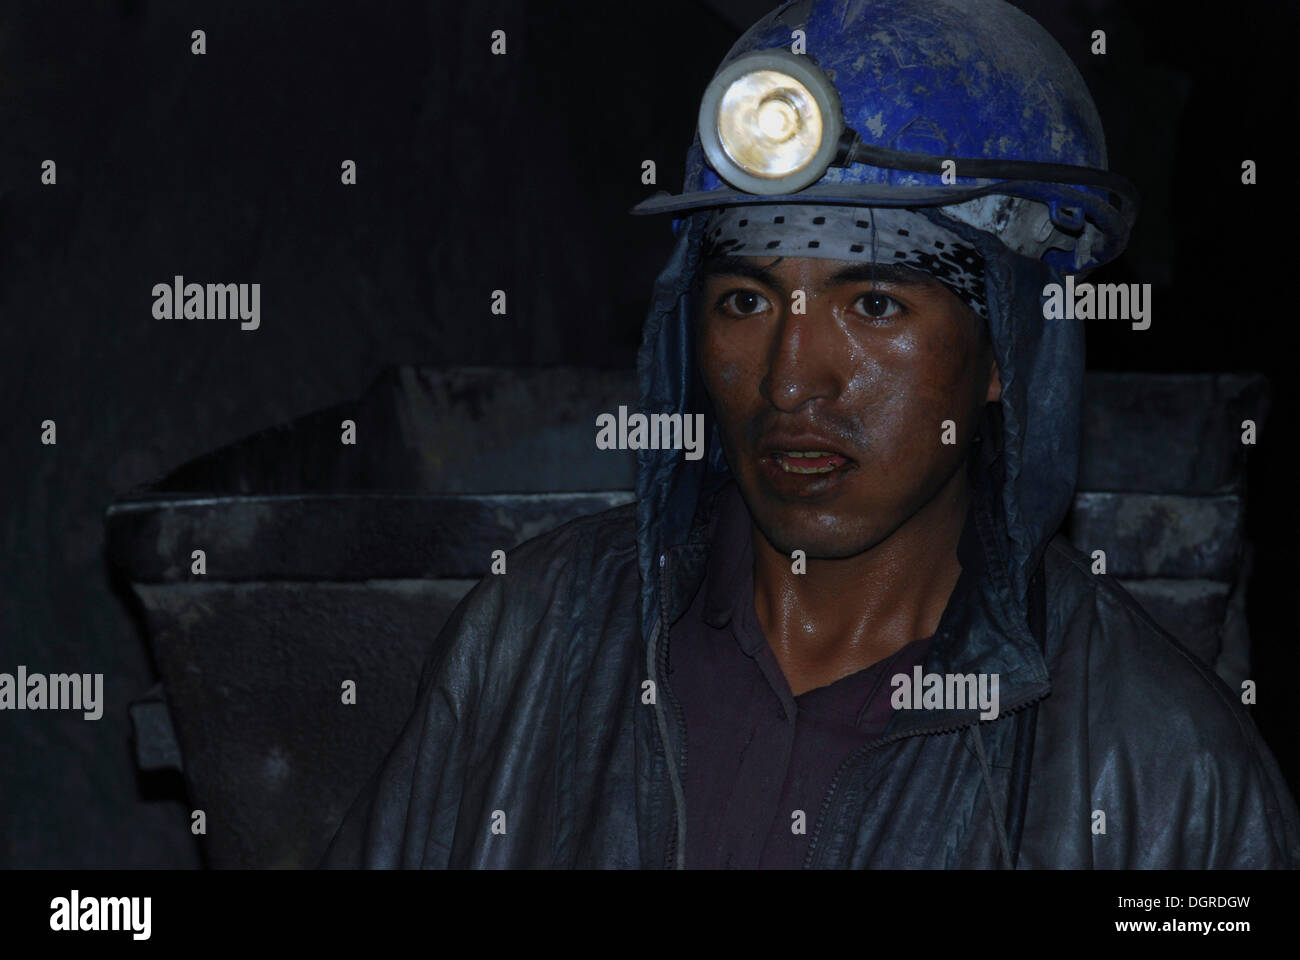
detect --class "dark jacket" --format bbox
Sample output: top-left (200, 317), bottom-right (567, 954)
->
top-left (323, 212), bottom-right (1300, 868)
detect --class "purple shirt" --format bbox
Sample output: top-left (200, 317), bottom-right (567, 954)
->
top-left (668, 481), bottom-right (932, 868)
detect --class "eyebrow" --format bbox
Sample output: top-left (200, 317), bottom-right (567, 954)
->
top-left (699, 256), bottom-right (936, 290)
top-left (823, 263), bottom-right (935, 288)
top-left (699, 256), bottom-right (779, 286)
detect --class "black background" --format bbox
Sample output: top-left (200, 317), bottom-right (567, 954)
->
top-left (1, 0), bottom-right (1296, 867)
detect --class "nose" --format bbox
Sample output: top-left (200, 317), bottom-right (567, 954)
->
top-left (759, 293), bottom-right (845, 412)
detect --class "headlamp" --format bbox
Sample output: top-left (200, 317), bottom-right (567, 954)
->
top-left (692, 48), bottom-right (1138, 224)
top-left (697, 49), bottom-right (843, 195)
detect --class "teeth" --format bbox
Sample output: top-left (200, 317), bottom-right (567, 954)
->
top-left (779, 460), bottom-right (836, 474)
top-left (774, 451), bottom-right (841, 474)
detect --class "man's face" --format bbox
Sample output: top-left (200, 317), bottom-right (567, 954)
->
top-left (696, 254), bottom-right (1001, 559)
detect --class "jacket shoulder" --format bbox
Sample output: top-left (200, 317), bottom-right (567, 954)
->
top-left (497, 500), bottom-right (640, 593)
top-left (1043, 535), bottom-right (1239, 712)
top-left (442, 500), bottom-right (639, 653)
top-left (1039, 535), bottom-right (1300, 866)
top-left (323, 501), bottom-right (641, 869)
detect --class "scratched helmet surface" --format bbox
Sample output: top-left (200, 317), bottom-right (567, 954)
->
top-left (633, 0), bottom-right (1137, 274)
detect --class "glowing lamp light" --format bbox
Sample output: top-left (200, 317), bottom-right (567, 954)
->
top-left (698, 50), bottom-right (844, 195)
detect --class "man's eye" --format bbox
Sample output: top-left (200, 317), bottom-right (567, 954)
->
top-left (854, 291), bottom-right (902, 319)
top-left (719, 290), bottom-right (770, 316)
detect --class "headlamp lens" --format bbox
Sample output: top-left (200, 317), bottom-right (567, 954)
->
top-left (717, 70), bottom-right (823, 179)
top-left (698, 50), bottom-right (843, 195)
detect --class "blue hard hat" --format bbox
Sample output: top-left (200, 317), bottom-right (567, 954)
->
top-left (632, 0), bottom-right (1137, 273)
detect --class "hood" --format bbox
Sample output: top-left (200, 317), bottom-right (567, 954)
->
top-left (633, 207), bottom-right (1081, 699)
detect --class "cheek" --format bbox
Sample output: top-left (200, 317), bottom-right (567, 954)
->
top-left (699, 319), bottom-right (756, 400)
top-left (846, 327), bottom-right (976, 457)
top-left (898, 319), bottom-right (981, 410)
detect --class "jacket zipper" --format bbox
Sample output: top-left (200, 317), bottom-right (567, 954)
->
top-left (802, 687), bottom-right (1049, 868)
top-left (652, 552), bottom-right (689, 869)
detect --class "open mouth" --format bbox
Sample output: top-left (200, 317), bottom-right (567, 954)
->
top-left (769, 450), bottom-right (854, 474)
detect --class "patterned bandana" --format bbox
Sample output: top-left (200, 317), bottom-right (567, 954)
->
top-left (700, 204), bottom-right (988, 319)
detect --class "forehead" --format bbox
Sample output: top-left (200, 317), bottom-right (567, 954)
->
top-left (699, 254), bottom-right (943, 290)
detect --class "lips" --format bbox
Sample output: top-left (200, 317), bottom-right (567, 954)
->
top-left (771, 451), bottom-right (849, 474)
top-left (756, 434), bottom-right (858, 487)
top-left (761, 434), bottom-right (855, 465)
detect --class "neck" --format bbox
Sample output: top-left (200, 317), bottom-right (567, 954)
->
top-left (751, 463), bottom-right (971, 695)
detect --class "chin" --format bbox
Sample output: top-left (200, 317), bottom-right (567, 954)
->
top-left (749, 506), bottom-right (884, 561)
